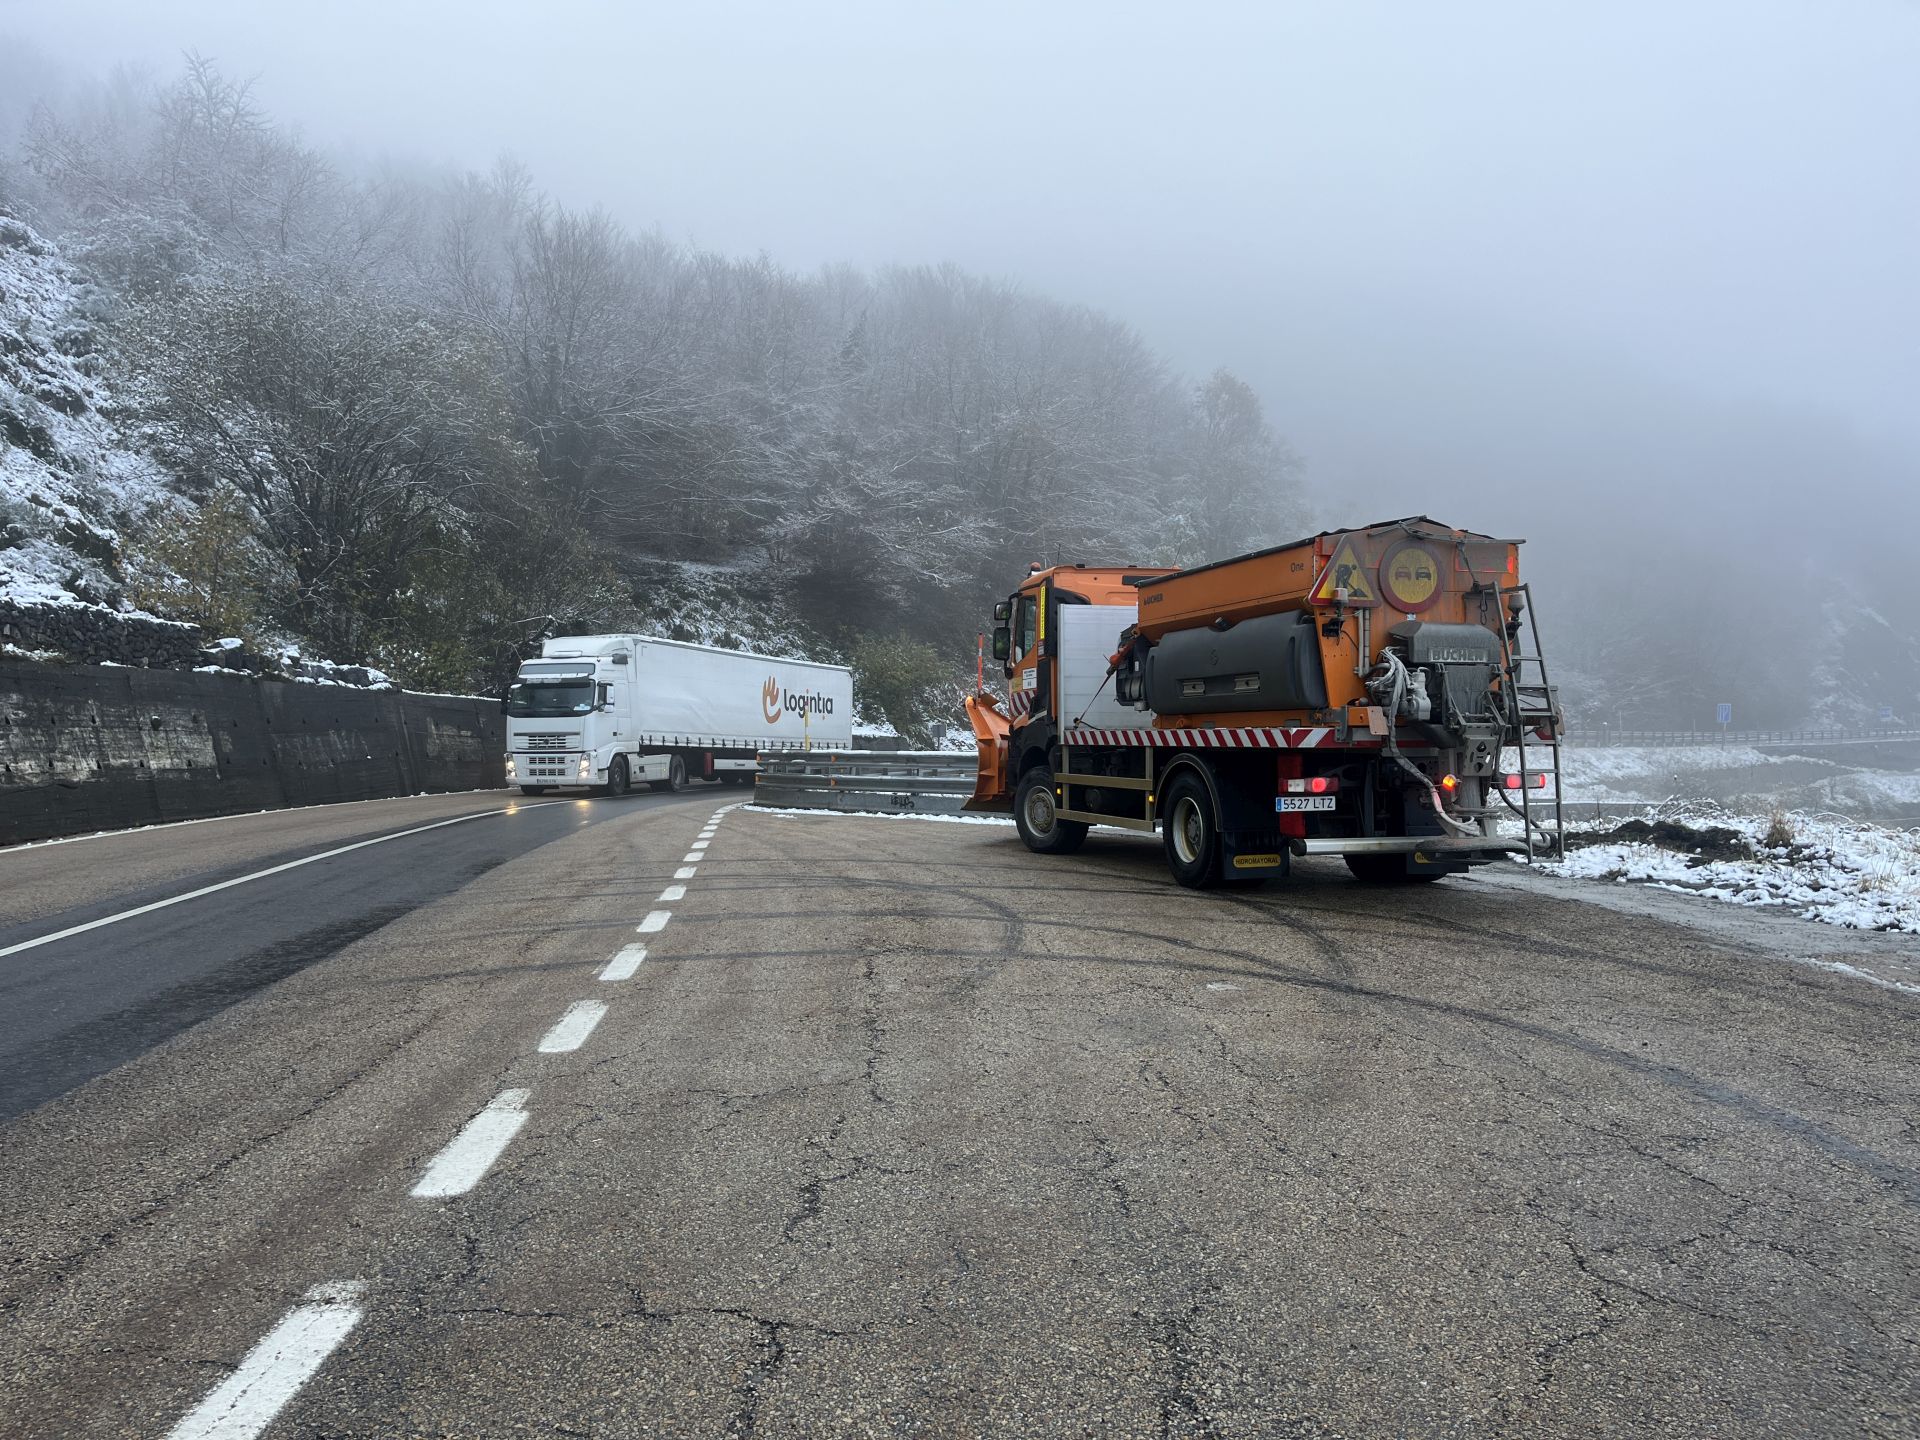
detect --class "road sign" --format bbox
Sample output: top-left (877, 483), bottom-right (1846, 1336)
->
top-left (1308, 539), bottom-right (1377, 606)
top-left (1377, 539), bottom-right (1445, 613)
top-left (1882, 705), bottom-right (1896, 724)
top-left (1716, 702), bottom-right (1733, 727)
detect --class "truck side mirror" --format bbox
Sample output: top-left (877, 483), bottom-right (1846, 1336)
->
top-left (991, 626), bottom-right (1010, 662)
top-left (993, 601), bottom-right (1011, 623)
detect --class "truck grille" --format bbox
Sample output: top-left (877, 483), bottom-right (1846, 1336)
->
top-left (520, 733), bottom-right (576, 752)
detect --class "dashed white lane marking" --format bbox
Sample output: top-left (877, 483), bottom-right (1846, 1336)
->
top-left (658, 884), bottom-right (686, 902)
top-left (674, 866), bottom-right (698, 880)
top-left (681, 852), bottom-right (703, 864)
top-left (0, 805), bottom-right (563, 960)
top-left (600, 944), bottom-right (647, 981)
top-left (164, 1280), bottom-right (366, 1440)
top-left (691, 840), bottom-right (709, 851)
top-left (538, 1000), bottom-right (608, 1053)
top-left (411, 1090), bottom-right (530, 1198)
top-left (638, 910), bottom-right (672, 934)
top-left (698, 828), bottom-right (716, 837)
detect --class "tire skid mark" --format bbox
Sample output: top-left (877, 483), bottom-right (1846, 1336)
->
top-left (728, 811), bottom-right (1920, 1205)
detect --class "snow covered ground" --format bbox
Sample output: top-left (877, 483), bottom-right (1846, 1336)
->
top-left (1537, 802), bottom-right (1920, 935)
top-left (750, 805), bottom-right (1013, 827)
top-left (1511, 745), bottom-right (1920, 933)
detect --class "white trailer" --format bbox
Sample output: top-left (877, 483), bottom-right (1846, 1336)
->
top-left (502, 635), bottom-right (853, 796)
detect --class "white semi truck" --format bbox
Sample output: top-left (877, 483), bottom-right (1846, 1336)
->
top-left (502, 635), bottom-right (854, 796)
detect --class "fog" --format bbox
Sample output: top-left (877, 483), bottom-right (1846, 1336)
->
top-left (4, 0), bottom-right (1915, 723)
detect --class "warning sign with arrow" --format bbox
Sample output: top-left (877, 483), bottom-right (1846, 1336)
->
top-left (1308, 538), bottom-right (1377, 606)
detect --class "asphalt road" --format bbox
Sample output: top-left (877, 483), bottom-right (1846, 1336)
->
top-left (1, 793), bottom-right (1916, 1438)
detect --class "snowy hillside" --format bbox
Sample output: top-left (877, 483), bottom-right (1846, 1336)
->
top-left (1550, 742), bottom-right (1920, 824)
top-left (0, 215), bottom-right (166, 609)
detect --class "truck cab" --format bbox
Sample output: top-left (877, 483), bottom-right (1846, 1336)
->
top-left (967, 564), bottom-right (1176, 812)
top-left (502, 636), bottom-right (664, 795)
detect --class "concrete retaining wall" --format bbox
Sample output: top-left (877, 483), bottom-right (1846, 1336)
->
top-left (0, 660), bottom-right (505, 845)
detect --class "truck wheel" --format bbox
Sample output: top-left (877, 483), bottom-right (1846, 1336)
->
top-left (653, 754), bottom-right (688, 794)
top-left (1345, 854), bottom-right (1444, 884)
top-left (1015, 770), bottom-right (1088, 855)
top-left (1161, 773), bottom-right (1223, 889)
top-left (519, 786), bottom-right (549, 796)
top-left (603, 755), bottom-right (631, 798)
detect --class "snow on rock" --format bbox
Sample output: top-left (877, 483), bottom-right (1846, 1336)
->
top-left (0, 213), bottom-right (172, 611)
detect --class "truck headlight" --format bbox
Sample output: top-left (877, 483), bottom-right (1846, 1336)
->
top-left (578, 755), bottom-right (592, 778)
top-left (506, 756), bottom-right (517, 778)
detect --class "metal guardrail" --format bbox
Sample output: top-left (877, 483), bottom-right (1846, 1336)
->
top-left (753, 749), bottom-right (978, 815)
top-left (1567, 728), bottom-right (1918, 748)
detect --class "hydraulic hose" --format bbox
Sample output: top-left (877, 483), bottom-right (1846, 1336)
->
top-left (1370, 648), bottom-right (1480, 838)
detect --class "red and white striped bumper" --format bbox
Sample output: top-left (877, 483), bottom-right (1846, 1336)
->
top-left (1063, 726), bottom-right (1336, 749)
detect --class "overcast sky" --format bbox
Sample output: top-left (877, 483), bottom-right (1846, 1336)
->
top-left (4, 0), bottom-right (1915, 569)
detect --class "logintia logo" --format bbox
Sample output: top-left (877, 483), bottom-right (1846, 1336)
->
top-left (762, 675), bottom-right (835, 725)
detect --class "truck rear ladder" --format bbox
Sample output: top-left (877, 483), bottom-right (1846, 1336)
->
top-left (1495, 581), bottom-right (1564, 861)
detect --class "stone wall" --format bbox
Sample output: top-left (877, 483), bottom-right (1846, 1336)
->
top-left (0, 600), bottom-right (203, 669)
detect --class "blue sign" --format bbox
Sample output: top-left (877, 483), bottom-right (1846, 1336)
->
top-left (1716, 703), bottom-right (1733, 726)
top-left (1882, 705), bottom-right (1897, 723)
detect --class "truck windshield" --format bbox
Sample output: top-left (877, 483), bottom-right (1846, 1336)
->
top-left (505, 680), bottom-right (596, 717)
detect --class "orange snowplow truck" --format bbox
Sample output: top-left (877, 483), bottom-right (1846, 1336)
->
top-left (964, 517), bottom-right (1563, 886)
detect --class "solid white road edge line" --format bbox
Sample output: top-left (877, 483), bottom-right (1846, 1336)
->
top-left (638, 911), bottom-right (671, 934)
top-left (0, 805), bottom-right (564, 959)
top-left (538, 1000), bottom-right (609, 1053)
top-left (658, 884), bottom-right (686, 902)
top-left (411, 1089), bottom-right (531, 1198)
top-left (164, 1280), bottom-right (366, 1440)
top-left (674, 866), bottom-right (697, 880)
top-left (600, 944), bottom-right (647, 981)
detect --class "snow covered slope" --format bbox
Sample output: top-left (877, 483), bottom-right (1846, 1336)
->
top-left (1552, 743), bottom-right (1920, 823)
top-left (0, 214), bottom-right (167, 609)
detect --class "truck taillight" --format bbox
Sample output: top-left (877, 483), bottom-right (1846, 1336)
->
top-left (1499, 773), bottom-right (1548, 790)
top-left (1439, 774), bottom-right (1459, 793)
top-left (1283, 777), bottom-right (1339, 795)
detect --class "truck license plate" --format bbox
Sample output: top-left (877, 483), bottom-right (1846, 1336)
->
top-left (1275, 796), bottom-right (1336, 813)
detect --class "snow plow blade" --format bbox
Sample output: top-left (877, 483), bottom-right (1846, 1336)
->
top-left (963, 692), bottom-right (1013, 813)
